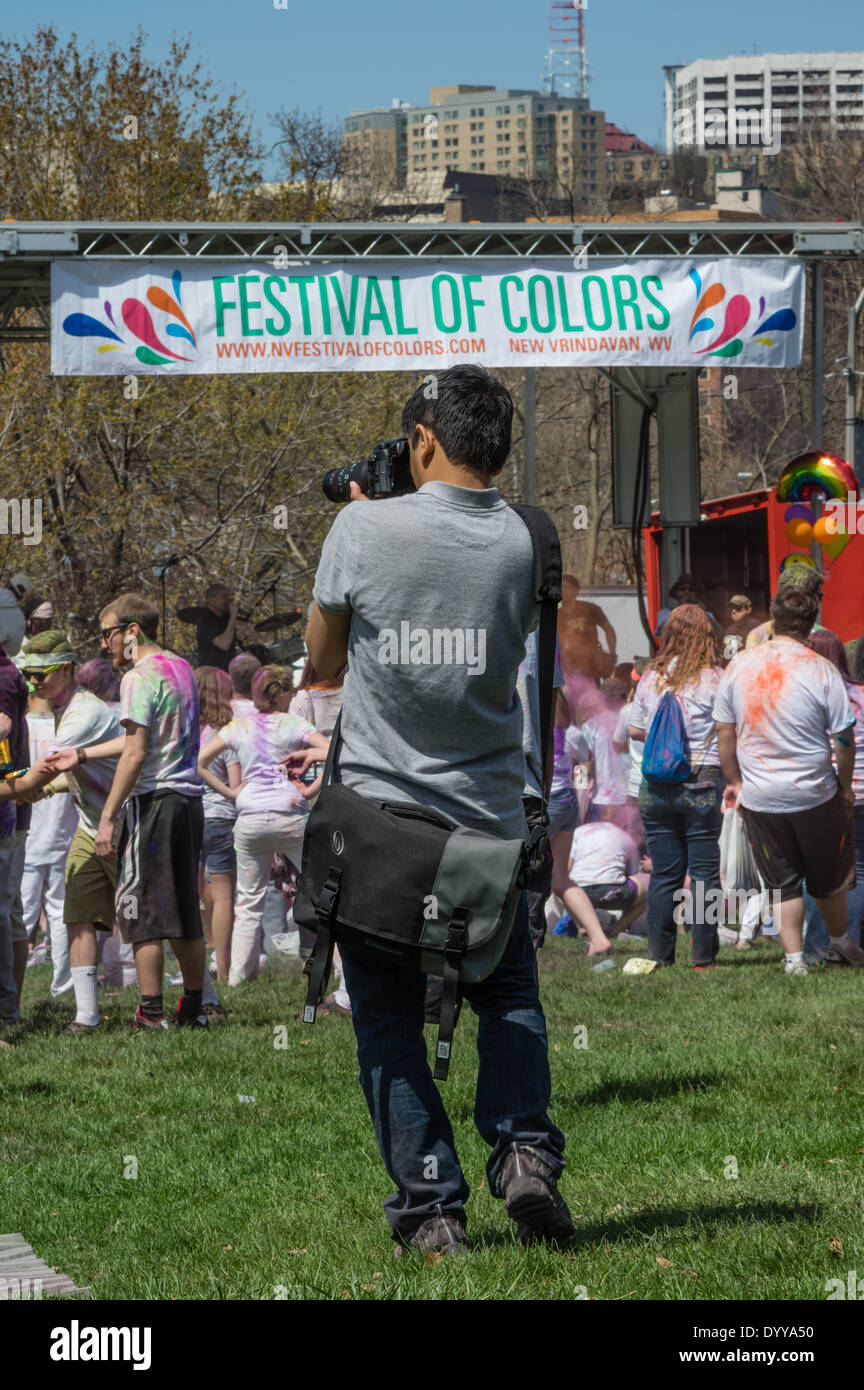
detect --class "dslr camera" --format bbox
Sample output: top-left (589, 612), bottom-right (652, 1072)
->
top-left (322, 437), bottom-right (416, 503)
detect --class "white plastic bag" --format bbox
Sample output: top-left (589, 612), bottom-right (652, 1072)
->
top-left (719, 807), bottom-right (760, 896)
top-left (102, 933), bottom-right (137, 988)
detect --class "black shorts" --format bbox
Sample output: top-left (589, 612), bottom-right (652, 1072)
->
top-left (583, 879), bottom-right (639, 910)
top-left (741, 791), bottom-right (855, 902)
top-left (116, 791), bottom-right (204, 944)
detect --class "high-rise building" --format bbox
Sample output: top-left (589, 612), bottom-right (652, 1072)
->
top-left (343, 85), bottom-right (606, 205)
top-left (664, 52), bottom-right (864, 153)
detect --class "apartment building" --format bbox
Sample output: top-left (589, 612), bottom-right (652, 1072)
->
top-left (665, 52), bottom-right (864, 151)
top-left (343, 84), bottom-right (607, 203)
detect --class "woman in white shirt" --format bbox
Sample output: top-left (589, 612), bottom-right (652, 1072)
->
top-left (198, 666), bottom-right (330, 986)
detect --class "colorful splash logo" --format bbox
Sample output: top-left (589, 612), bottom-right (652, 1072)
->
top-left (687, 267), bottom-right (796, 359)
top-left (62, 270), bottom-right (196, 367)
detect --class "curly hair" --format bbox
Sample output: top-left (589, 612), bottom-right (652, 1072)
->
top-left (651, 604), bottom-right (721, 689)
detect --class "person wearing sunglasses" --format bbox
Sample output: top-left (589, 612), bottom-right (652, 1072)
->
top-left (722, 594), bottom-right (759, 664)
top-left (5, 629), bottom-right (125, 1033)
top-left (47, 594), bottom-right (212, 1032)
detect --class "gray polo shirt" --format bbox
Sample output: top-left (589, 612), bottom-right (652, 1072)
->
top-left (313, 480), bottom-right (537, 839)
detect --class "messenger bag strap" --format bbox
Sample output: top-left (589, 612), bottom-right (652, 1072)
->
top-left (320, 709), bottom-right (342, 789)
top-left (302, 867), bottom-right (341, 1023)
top-left (433, 907), bottom-right (469, 1082)
top-left (509, 503), bottom-right (563, 798)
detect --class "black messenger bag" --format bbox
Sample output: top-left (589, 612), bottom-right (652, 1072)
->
top-left (293, 502), bottom-right (562, 1080)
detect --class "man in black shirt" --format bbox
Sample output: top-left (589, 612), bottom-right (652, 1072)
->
top-left (722, 593), bottom-right (760, 663)
top-left (195, 584), bottom-right (238, 671)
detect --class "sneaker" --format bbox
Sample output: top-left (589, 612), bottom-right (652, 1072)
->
top-left (694, 963), bottom-right (722, 971)
top-left (736, 936), bottom-right (753, 951)
top-left (164, 971), bottom-right (183, 987)
top-left (497, 1144), bottom-right (575, 1245)
top-left (27, 943), bottom-right (49, 967)
top-left (784, 960), bottom-right (809, 977)
top-left (172, 1003), bottom-right (209, 1029)
top-left (825, 938), bottom-right (864, 967)
top-left (393, 1208), bottom-right (467, 1258)
top-left (61, 1019), bottom-right (100, 1034)
top-left (132, 1007), bottom-right (169, 1032)
top-left (202, 1002), bottom-right (226, 1023)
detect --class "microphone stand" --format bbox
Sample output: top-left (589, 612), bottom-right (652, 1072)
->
top-left (155, 555), bottom-right (183, 648)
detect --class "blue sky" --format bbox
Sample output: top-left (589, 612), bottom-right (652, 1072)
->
top-left (3, 0), bottom-right (861, 173)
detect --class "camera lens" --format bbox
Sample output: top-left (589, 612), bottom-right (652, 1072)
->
top-left (322, 460), bottom-right (369, 503)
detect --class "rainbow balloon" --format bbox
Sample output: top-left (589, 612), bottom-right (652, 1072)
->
top-left (775, 451), bottom-right (857, 504)
top-left (775, 452), bottom-right (857, 563)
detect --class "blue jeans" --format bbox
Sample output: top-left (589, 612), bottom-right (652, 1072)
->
top-left (339, 891), bottom-right (565, 1240)
top-left (0, 829), bottom-right (27, 1022)
top-left (804, 803), bottom-right (864, 954)
top-left (638, 770), bottom-right (724, 966)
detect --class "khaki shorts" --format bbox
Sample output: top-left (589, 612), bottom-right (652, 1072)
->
top-left (64, 823), bottom-right (117, 930)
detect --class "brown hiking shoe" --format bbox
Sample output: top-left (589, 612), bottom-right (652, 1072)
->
top-left (393, 1208), bottom-right (467, 1258)
top-left (497, 1144), bottom-right (575, 1245)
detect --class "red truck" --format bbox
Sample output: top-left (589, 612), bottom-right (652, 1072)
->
top-left (643, 483), bottom-right (864, 645)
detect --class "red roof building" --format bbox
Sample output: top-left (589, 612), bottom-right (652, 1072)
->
top-left (605, 122), bottom-right (656, 154)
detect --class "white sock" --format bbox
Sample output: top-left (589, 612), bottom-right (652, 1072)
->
top-left (71, 966), bottom-right (100, 1027)
top-left (830, 933), bottom-right (849, 949)
top-left (785, 951), bottom-right (804, 966)
top-left (201, 969), bottom-right (219, 1007)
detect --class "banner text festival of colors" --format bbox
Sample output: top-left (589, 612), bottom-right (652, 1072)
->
top-left (51, 258), bottom-right (805, 375)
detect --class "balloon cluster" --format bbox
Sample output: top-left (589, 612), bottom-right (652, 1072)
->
top-left (783, 503), bottom-right (835, 549)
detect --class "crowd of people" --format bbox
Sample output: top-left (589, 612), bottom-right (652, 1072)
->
top-left (544, 559), bottom-right (864, 977)
top-left (0, 587), bottom-right (347, 1036)
top-left (2, 550), bottom-right (861, 1046)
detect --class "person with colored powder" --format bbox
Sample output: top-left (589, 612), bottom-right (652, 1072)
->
top-left (5, 629), bottom-right (122, 1033)
top-left (714, 585), bottom-right (864, 977)
top-left (198, 665), bottom-right (330, 986)
top-left (47, 594), bottom-right (219, 1029)
top-left (745, 563), bottom-right (823, 648)
top-left (629, 605), bottom-right (726, 970)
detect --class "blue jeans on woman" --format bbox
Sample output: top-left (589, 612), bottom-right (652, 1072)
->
top-left (638, 767), bottom-right (724, 967)
top-left (339, 891), bottom-right (565, 1242)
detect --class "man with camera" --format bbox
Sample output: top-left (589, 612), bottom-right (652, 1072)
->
top-left (300, 365), bottom-right (572, 1256)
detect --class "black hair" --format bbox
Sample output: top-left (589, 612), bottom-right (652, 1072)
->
top-left (401, 365), bottom-right (513, 476)
top-left (770, 586), bottom-right (818, 639)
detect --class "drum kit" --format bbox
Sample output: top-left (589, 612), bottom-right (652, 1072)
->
top-left (175, 604), bottom-right (306, 666)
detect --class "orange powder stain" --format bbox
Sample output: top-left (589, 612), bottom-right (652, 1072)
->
top-left (741, 651), bottom-right (790, 729)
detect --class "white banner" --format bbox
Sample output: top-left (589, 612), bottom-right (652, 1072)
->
top-left (51, 257), bottom-right (805, 375)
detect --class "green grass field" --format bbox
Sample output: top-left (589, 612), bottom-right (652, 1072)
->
top-left (2, 933), bottom-right (863, 1302)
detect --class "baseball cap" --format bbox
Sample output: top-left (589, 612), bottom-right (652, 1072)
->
top-left (729, 594), bottom-right (751, 607)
